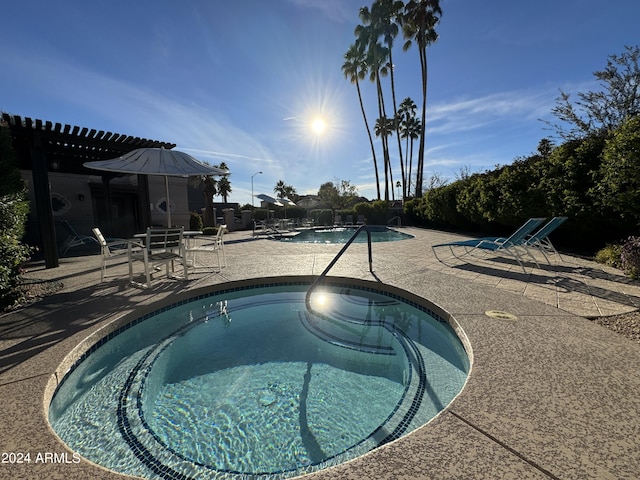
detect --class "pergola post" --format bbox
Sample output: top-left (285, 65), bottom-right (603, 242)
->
top-left (30, 132), bottom-right (58, 268)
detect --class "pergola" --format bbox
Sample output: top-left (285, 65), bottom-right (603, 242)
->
top-left (2, 113), bottom-right (176, 268)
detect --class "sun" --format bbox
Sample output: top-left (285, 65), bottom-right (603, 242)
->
top-left (311, 117), bottom-right (327, 134)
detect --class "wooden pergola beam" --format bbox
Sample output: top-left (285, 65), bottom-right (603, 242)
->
top-left (2, 113), bottom-right (176, 268)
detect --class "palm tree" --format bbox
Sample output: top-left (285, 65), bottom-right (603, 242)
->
top-left (189, 174), bottom-right (217, 227)
top-left (274, 180), bottom-right (297, 218)
top-left (216, 162), bottom-right (231, 203)
top-left (404, 116), bottom-right (421, 196)
top-left (402, 0), bottom-right (442, 197)
top-left (273, 180), bottom-right (297, 199)
top-left (398, 97), bottom-right (419, 197)
top-left (356, 8), bottom-right (393, 201)
top-left (374, 115), bottom-right (396, 200)
top-left (342, 43), bottom-right (381, 200)
top-left (188, 161), bottom-right (230, 226)
top-left (376, 0), bottom-right (406, 200)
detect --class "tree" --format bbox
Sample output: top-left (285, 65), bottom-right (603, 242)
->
top-left (188, 175), bottom-right (217, 227)
top-left (547, 45), bottom-right (640, 140)
top-left (402, 0), bottom-right (443, 198)
top-left (342, 43), bottom-right (381, 200)
top-left (356, 6), bottom-right (393, 201)
top-left (318, 181), bottom-right (340, 210)
top-left (375, 0), bottom-right (406, 201)
top-left (398, 97), bottom-right (420, 197)
top-left (374, 115), bottom-right (396, 199)
top-left (318, 179), bottom-right (358, 211)
top-left (216, 162), bottom-right (232, 202)
top-left (599, 115), bottom-right (640, 225)
top-left (189, 161), bottom-right (229, 226)
top-left (273, 180), bottom-right (297, 200)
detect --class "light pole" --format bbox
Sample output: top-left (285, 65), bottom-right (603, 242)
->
top-left (251, 171), bottom-right (262, 235)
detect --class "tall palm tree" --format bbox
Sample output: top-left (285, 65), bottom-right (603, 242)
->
top-left (404, 116), bottom-right (421, 196)
top-left (342, 43), bottom-right (381, 200)
top-left (374, 115), bottom-right (396, 200)
top-left (402, 0), bottom-right (442, 198)
top-left (356, 8), bottom-right (393, 201)
top-left (398, 97), bottom-right (419, 197)
top-left (376, 0), bottom-right (406, 200)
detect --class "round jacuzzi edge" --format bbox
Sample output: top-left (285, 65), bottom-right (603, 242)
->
top-left (44, 275), bottom-right (473, 476)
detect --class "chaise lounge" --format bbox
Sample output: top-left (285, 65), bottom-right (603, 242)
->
top-left (432, 217), bottom-right (546, 272)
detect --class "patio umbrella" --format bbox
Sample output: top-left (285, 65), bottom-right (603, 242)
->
top-left (255, 194), bottom-right (283, 221)
top-left (84, 147), bottom-right (229, 227)
top-left (277, 197), bottom-right (295, 218)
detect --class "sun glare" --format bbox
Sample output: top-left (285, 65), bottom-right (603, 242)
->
top-left (311, 117), bottom-right (326, 134)
top-left (312, 292), bottom-right (329, 310)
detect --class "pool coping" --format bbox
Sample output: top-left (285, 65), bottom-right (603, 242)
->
top-left (2, 226), bottom-right (640, 479)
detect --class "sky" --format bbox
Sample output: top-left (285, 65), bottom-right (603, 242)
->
top-left (2, 0), bottom-right (639, 206)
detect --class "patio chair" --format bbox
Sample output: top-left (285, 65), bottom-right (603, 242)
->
top-left (522, 216), bottom-right (568, 262)
top-left (92, 227), bottom-right (133, 282)
top-left (185, 224), bottom-right (226, 272)
top-left (345, 215), bottom-right (354, 226)
top-left (334, 214), bottom-right (342, 226)
top-left (128, 227), bottom-right (188, 288)
top-left (60, 220), bottom-right (99, 255)
top-left (432, 217), bottom-right (546, 272)
top-left (356, 215), bottom-right (366, 225)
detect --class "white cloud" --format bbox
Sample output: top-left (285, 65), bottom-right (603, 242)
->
top-left (284, 0), bottom-right (355, 23)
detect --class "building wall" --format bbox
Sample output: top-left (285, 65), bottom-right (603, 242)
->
top-left (148, 176), bottom-right (190, 228)
top-left (20, 170), bottom-right (192, 248)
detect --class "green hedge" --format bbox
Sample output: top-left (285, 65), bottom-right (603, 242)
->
top-left (0, 126), bottom-right (32, 310)
top-left (407, 116), bottom-right (640, 251)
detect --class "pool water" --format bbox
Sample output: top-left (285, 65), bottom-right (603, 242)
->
top-left (283, 226), bottom-right (413, 243)
top-left (49, 283), bottom-right (468, 479)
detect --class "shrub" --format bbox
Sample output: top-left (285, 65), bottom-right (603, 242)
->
top-left (0, 192), bottom-right (33, 309)
top-left (621, 236), bottom-right (640, 279)
top-left (310, 209), bottom-right (333, 226)
top-left (354, 201), bottom-right (389, 225)
top-left (0, 124), bottom-right (33, 309)
top-left (189, 212), bottom-right (203, 231)
top-left (594, 243), bottom-right (623, 269)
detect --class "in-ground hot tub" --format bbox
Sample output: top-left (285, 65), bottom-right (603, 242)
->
top-left (47, 278), bottom-right (469, 479)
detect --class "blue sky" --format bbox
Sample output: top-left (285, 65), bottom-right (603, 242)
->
top-left (2, 0), bottom-right (639, 205)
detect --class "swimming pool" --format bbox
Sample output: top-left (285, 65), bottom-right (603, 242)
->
top-left (283, 226), bottom-right (413, 243)
top-left (48, 279), bottom-right (469, 479)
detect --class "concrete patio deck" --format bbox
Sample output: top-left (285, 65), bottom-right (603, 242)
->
top-left (1, 226), bottom-right (639, 479)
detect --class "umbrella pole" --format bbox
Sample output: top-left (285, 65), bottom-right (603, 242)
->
top-left (165, 175), bottom-right (172, 227)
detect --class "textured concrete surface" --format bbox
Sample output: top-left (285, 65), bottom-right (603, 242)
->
top-left (1, 226), bottom-right (639, 480)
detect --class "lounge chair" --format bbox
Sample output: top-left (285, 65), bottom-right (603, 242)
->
top-left (356, 215), bottom-right (366, 225)
top-left (522, 216), bottom-right (568, 262)
top-left (92, 227), bottom-right (132, 282)
top-left (128, 227), bottom-right (188, 288)
top-left (60, 220), bottom-right (99, 255)
top-left (334, 214), bottom-right (342, 226)
top-left (185, 224), bottom-right (226, 272)
top-left (432, 217), bottom-right (546, 272)
top-left (345, 215), bottom-right (354, 226)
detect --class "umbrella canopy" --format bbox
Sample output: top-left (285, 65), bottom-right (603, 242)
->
top-left (255, 194), bottom-right (283, 221)
top-left (277, 197), bottom-right (296, 206)
top-left (84, 147), bottom-right (229, 227)
top-left (255, 194), bottom-right (283, 206)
